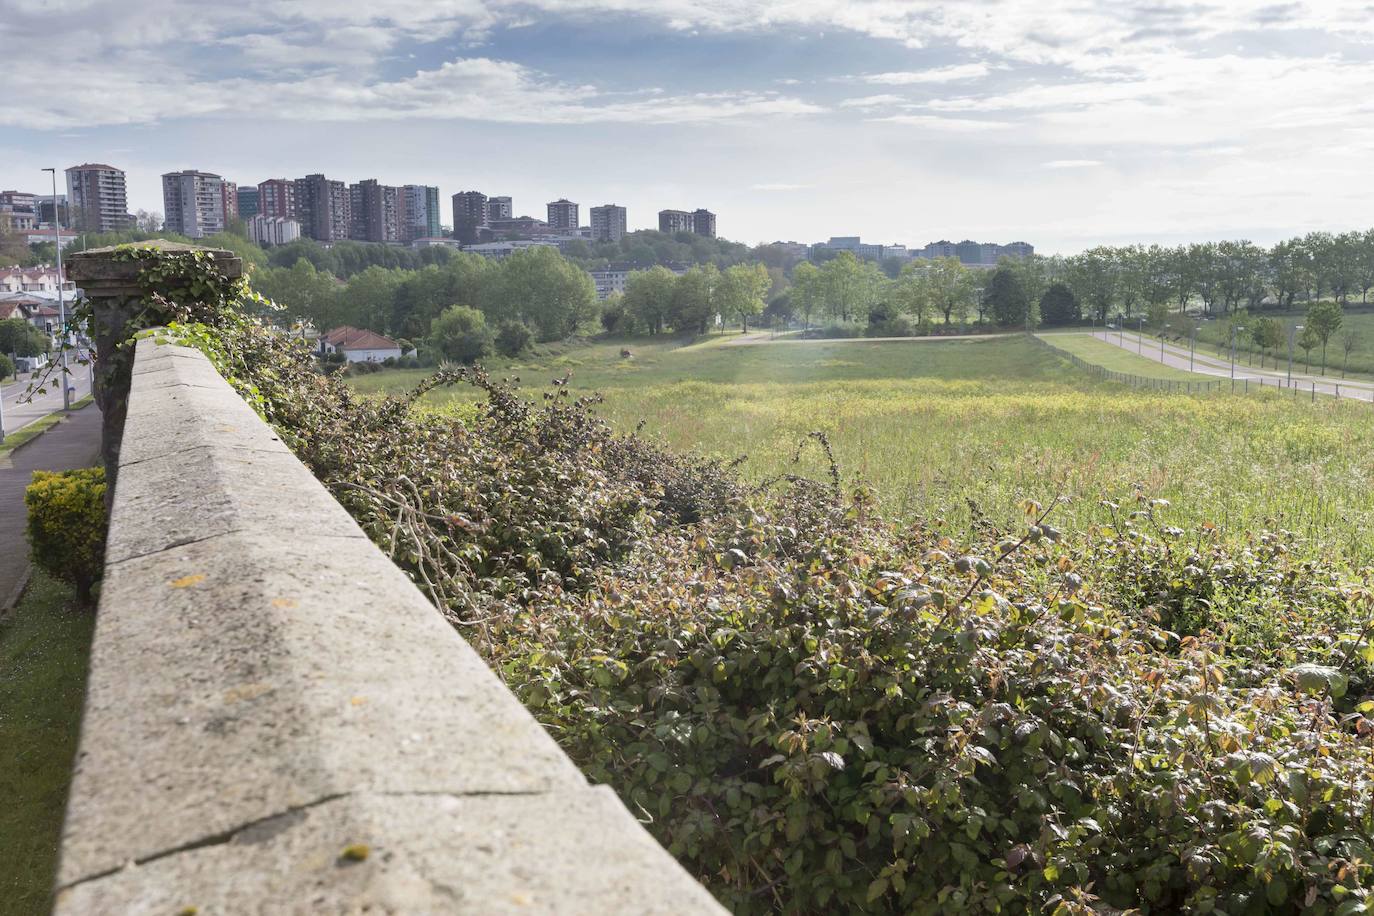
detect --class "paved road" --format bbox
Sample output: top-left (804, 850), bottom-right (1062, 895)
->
top-left (1, 360), bottom-right (94, 436)
top-left (1092, 331), bottom-right (1374, 401)
top-left (0, 401), bottom-right (102, 609)
top-left (724, 331), bottom-right (1018, 346)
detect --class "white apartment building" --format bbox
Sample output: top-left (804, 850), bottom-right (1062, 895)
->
top-left (248, 215), bottom-right (302, 246)
top-left (590, 204), bottom-right (627, 242)
top-left (162, 170), bottom-right (229, 238)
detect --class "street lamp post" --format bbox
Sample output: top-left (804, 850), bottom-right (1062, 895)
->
top-left (41, 168), bottom-right (71, 412)
top-left (1230, 325), bottom-right (1246, 380)
top-left (1137, 316), bottom-right (1144, 354)
top-left (1189, 326), bottom-right (1198, 372)
top-left (1287, 324), bottom-right (1304, 385)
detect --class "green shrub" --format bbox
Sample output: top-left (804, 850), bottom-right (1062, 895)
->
top-left (428, 305), bottom-right (493, 364)
top-left (146, 286), bottom-right (1374, 915)
top-left (495, 320), bottom-right (534, 357)
top-left (0, 353), bottom-right (13, 382)
top-left (25, 467), bottom-right (107, 605)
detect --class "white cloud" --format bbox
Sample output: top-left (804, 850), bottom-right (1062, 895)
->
top-left (863, 63), bottom-right (992, 85)
top-left (839, 94), bottom-right (907, 108)
top-left (1043, 159), bottom-right (1103, 168)
top-left (0, 56), bottom-right (823, 128)
top-left (869, 114), bottom-right (1011, 131)
top-left (750, 182), bottom-right (811, 191)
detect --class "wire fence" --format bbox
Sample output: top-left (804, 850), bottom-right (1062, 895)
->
top-left (1035, 336), bottom-right (1225, 393)
top-left (1034, 334), bottom-right (1374, 402)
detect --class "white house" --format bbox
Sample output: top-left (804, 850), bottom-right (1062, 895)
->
top-left (320, 326), bottom-right (404, 363)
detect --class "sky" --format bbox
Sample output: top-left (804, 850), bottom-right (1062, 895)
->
top-left (4, 0), bottom-right (1374, 254)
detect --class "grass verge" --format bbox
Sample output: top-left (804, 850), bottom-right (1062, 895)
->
top-left (0, 570), bottom-right (93, 916)
top-left (1038, 332), bottom-right (1207, 381)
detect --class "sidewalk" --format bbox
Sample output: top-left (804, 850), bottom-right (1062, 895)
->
top-left (0, 403), bottom-right (102, 610)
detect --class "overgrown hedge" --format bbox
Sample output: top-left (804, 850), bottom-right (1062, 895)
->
top-left (128, 258), bottom-right (1374, 913)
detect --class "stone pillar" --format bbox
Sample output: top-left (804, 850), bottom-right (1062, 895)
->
top-left (65, 241), bottom-right (242, 498)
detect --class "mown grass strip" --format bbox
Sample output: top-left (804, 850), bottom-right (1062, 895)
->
top-left (0, 570), bottom-right (93, 916)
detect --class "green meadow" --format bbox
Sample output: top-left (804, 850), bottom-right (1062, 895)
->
top-left (350, 333), bottom-right (1374, 559)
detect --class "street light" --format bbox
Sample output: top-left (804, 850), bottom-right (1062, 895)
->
top-left (41, 167), bottom-right (71, 412)
top-left (1287, 324), bottom-right (1304, 385)
top-left (1229, 325), bottom-right (1246, 380)
top-left (1137, 315), bottom-right (1144, 354)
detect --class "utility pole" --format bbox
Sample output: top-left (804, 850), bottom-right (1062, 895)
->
top-left (1287, 323), bottom-right (1304, 385)
top-left (42, 167), bottom-right (71, 411)
top-left (1137, 316), bottom-right (1144, 354)
top-left (1189, 326), bottom-right (1197, 372)
top-left (1230, 325), bottom-right (1246, 380)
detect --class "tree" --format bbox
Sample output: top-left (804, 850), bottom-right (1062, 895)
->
top-left (790, 262), bottom-right (823, 329)
top-left (1251, 317), bottom-right (1283, 369)
top-left (1038, 282), bottom-right (1080, 326)
top-left (335, 265), bottom-right (404, 332)
top-left (818, 252), bottom-right (880, 324)
top-left (891, 262), bottom-right (933, 328)
top-left (1305, 300), bottom-right (1343, 375)
top-left (923, 257), bottom-right (976, 326)
top-left (0, 317), bottom-right (49, 357)
top-left (623, 266), bottom-right (679, 335)
top-left (1338, 329), bottom-right (1362, 378)
top-left (253, 258), bottom-right (340, 328)
top-left (495, 320), bottom-right (533, 357)
top-left (667, 264), bottom-right (718, 334)
top-left (717, 263), bottom-right (770, 332)
top-left (133, 209), bottom-right (162, 233)
top-left (0, 353), bottom-right (12, 382)
top-left (428, 305), bottom-right (493, 363)
top-left (983, 266), bottom-right (1029, 327)
top-left (1297, 324), bottom-right (1320, 369)
top-left (1268, 238), bottom-right (1310, 309)
top-left (1066, 247), bottom-right (1118, 322)
top-left (481, 247), bottom-right (597, 341)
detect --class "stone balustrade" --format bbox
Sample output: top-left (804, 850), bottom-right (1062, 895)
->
top-left (54, 245), bottom-right (723, 914)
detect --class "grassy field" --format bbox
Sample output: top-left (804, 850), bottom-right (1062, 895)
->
top-left (1194, 306), bottom-right (1374, 378)
top-left (350, 334), bottom-right (1374, 560)
top-left (1038, 332), bottom-right (1206, 381)
top-left (0, 572), bottom-right (93, 916)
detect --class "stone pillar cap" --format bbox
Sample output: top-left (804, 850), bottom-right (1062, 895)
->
top-left (67, 240), bottom-right (243, 293)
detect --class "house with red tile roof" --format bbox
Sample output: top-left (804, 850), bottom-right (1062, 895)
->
top-left (319, 326), bottom-right (403, 363)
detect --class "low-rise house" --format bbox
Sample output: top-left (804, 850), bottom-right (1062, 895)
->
top-left (319, 326), bottom-right (403, 363)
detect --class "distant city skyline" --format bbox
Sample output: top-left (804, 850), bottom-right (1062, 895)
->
top-left (6, 2), bottom-right (1374, 253)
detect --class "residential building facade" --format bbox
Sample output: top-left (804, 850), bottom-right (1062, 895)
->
top-left (349, 179), bottom-right (401, 243)
top-left (546, 198), bottom-right (579, 231)
top-left (402, 185), bottom-right (440, 241)
top-left (295, 174), bottom-right (350, 242)
top-left (589, 204), bottom-right (627, 242)
top-left (236, 186), bottom-right (261, 219)
top-left (452, 191), bottom-right (488, 245)
top-left (691, 208), bottom-right (717, 238)
top-left (162, 170), bottom-right (229, 238)
top-left (257, 179), bottom-right (297, 219)
top-left (248, 215), bottom-right (302, 246)
top-left (66, 163), bottom-right (131, 232)
top-left (486, 196), bottom-right (513, 223)
top-left (658, 209), bottom-right (693, 234)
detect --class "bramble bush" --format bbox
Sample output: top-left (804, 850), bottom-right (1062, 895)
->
top-left (118, 252), bottom-right (1374, 913)
top-left (25, 467), bottom-right (107, 605)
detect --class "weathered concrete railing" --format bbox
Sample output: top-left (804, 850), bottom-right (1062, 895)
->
top-left (55, 245), bottom-right (723, 913)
